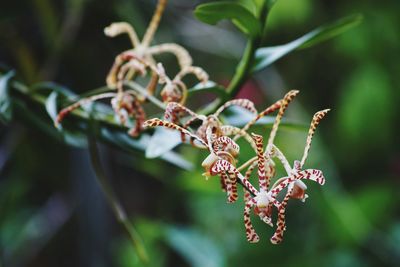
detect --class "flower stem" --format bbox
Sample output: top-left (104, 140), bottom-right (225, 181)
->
top-left (226, 40), bottom-right (257, 96)
top-left (226, 1), bottom-right (270, 97)
top-left (88, 133), bottom-right (149, 263)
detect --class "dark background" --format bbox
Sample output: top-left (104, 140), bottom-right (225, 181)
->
top-left (0, 0), bottom-right (399, 266)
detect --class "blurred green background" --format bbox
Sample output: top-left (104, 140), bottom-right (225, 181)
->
top-left (0, 0), bottom-right (399, 266)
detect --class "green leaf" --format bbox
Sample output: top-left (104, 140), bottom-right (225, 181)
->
top-left (45, 91), bottom-right (59, 124)
top-left (194, 1), bottom-right (261, 38)
top-left (299, 14), bottom-right (363, 49)
top-left (188, 81), bottom-right (229, 102)
top-left (44, 91), bottom-right (88, 147)
top-left (37, 82), bottom-right (117, 127)
top-left (0, 71), bottom-right (15, 123)
top-left (100, 129), bottom-right (193, 170)
top-left (252, 14), bottom-right (363, 72)
top-left (266, 0), bottom-right (278, 9)
top-left (10, 77), bottom-right (193, 168)
top-left (235, 0), bottom-right (257, 15)
top-left (145, 127), bottom-right (182, 159)
top-left (32, 81), bottom-right (74, 96)
top-left (164, 226), bottom-right (226, 267)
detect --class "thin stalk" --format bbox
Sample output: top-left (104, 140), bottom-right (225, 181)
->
top-left (124, 80), bottom-right (166, 110)
top-left (226, 40), bottom-right (256, 96)
top-left (88, 134), bottom-right (149, 263)
top-left (238, 156), bottom-right (257, 172)
top-left (226, 1), bottom-right (269, 97)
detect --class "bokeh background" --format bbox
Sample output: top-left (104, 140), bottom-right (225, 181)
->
top-left (0, 0), bottom-right (399, 266)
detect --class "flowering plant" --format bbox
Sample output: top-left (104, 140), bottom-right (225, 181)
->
top-left (0, 0), bottom-right (362, 263)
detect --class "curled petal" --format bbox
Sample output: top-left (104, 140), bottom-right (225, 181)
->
top-left (160, 81), bottom-right (187, 104)
top-left (225, 172), bottom-right (238, 203)
top-left (174, 66), bottom-right (208, 84)
top-left (127, 98), bottom-right (146, 137)
top-left (214, 99), bottom-right (257, 117)
top-left (219, 172), bottom-right (228, 192)
top-left (106, 51), bottom-right (144, 88)
top-left (148, 43), bottom-right (193, 69)
top-left (104, 22), bottom-right (140, 47)
top-left (270, 193), bottom-right (290, 244)
top-left (56, 93), bottom-right (117, 126)
top-left (297, 169), bottom-right (325, 185)
top-left (213, 136), bottom-right (240, 156)
top-left (237, 98), bottom-right (282, 136)
top-left (266, 90), bottom-right (299, 147)
top-left (271, 168), bottom-right (325, 198)
top-left (220, 125), bottom-right (257, 151)
top-left (244, 198), bottom-right (259, 243)
top-left (210, 159), bottom-right (259, 196)
top-left (143, 118), bottom-right (207, 148)
top-left (300, 109), bottom-right (330, 167)
top-left (164, 102), bottom-right (199, 124)
top-left (251, 133), bottom-right (268, 190)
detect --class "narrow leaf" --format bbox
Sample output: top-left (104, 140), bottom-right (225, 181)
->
top-left (188, 81), bottom-right (229, 102)
top-left (0, 71), bottom-right (15, 123)
top-left (145, 127), bottom-right (182, 159)
top-left (194, 1), bottom-right (261, 38)
top-left (32, 81), bottom-right (74, 97)
top-left (299, 14), bottom-right (363, 49)
top-left (252, 14), bottom-right (363, 72)
top-left (45, 91), bottom-right (88, 147)
top-left (100, 129), bottom-right (193, 170)
top-left (266, 0), bottom-right (278, 9)
top-left (236, 0), bottom-right (257, 15)
top-left (45, 91), bottom-right (59, 124)
top-left (87, 131), bottom-right (149, 263)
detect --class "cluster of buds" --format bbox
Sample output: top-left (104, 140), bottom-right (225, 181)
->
top-left (55, 0), bottom-right (208, 136)
top-left (54, 0), bottom-right (330, 244)
top-left (143, 90), bottom-right (329, 244)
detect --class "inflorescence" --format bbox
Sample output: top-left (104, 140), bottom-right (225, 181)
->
top-left (55, 0), bottom-right (329, 244)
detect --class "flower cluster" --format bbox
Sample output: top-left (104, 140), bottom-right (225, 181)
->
top-left (56, 0), bottom-right (208, 136)
top-left (144, 91), bottom-right (329, 244)
top-left (55, 0), bottom-right (330, 244)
